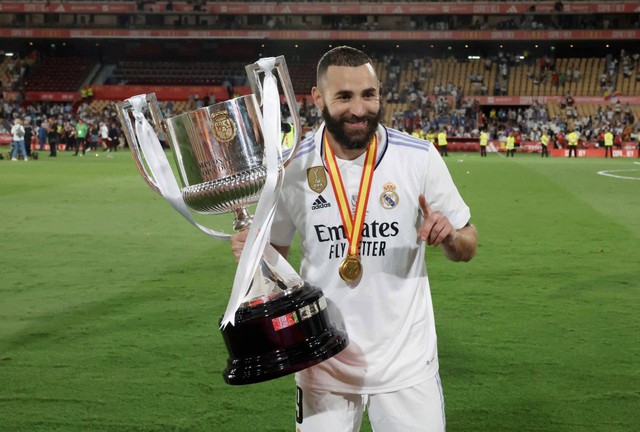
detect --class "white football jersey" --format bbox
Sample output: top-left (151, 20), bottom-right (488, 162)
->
top-left (271, 124), bottom-right (471, 394)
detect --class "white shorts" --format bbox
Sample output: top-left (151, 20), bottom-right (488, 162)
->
top-left (295, 374), bottom-right (446, 432)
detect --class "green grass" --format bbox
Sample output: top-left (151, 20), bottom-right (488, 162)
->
top-left (1, 150), bottom-right (639, 431)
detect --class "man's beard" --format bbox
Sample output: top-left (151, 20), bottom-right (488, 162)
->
top-left (322, 106), bottom-right (382, 150)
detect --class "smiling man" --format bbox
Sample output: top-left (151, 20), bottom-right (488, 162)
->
top-left (232, 46), bottom-right (477, 431)
top-left (315, 58), bottom-right (382, 156)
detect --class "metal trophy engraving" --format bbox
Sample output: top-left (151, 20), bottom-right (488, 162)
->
top-left (116, 56), bottom-right (347, 385)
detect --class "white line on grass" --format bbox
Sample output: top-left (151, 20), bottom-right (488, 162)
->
top-left (597, 167), bottom-right (640, 181)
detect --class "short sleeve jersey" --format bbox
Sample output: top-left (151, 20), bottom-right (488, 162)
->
top-left (76, 123), bottom-right (88, 139)
top-left (270, 125), bottom-right (471, 394)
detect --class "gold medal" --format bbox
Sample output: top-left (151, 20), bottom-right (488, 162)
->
top-left (324, 133), bottom-right (377, 283)
top-left (339, 255), bottom-right (362, 282)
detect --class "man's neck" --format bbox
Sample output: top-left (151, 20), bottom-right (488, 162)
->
top-left (326, 135), bottom-right (369, 161)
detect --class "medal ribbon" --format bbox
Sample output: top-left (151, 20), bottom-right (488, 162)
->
top-left (324, 133), bottom-right (378, 258)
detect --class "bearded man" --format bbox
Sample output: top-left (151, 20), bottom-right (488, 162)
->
top-left (231, 46), bottom-right (477, 432)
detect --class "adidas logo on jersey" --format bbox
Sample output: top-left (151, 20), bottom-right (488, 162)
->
top-left (311, 195), bottom-right (331, 210)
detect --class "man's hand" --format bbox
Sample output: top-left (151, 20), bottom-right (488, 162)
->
top-left (418, 194), bottom-right (477, 262)
top-left (230, 230), bottom-right (291, 262)
top-left (230, 230), bottom-right (248, 263)
top-left (418, 194), bottom-right (454, 247)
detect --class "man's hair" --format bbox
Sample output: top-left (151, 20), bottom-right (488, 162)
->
top-left (316, 46), bottom-right (373, 84)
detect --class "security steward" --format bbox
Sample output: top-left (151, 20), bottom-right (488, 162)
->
top-left (281, 122), bottom-right (295, 150)
top-left (541, 131), bottom-right (549, 157)
top-left (567, 130), bottom-right (579, 158)
top-left (604, 129), bottom-right (614, 158)
top-left (479, 130), bottom-right (488, 157)
top-left (437, 129), bottom-right (448, 157)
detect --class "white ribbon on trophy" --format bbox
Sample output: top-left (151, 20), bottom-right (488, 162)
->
top-left (126, 57), bottom-right (301, 329)
top-left (221, 57), bottom-right (301, 327)
top-left (129, 95), bottom-right (230, 240)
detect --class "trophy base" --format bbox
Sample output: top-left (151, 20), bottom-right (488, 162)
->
top-left (221, 283), bottom-right (348, 385)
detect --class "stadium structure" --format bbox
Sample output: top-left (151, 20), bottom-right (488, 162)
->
top-left (1, 0), bottom-right (639, 158)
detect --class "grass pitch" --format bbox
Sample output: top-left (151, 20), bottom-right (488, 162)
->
top-left (0, 150), bottom-right (639, 431)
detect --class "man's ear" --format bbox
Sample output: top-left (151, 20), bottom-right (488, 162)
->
top-left (312, 86), bottom-right (324, 111)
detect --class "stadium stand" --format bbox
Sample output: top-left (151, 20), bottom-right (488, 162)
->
top-left (1, 1), bottom-right (639, 157)
top-left (24, 57), bottom-right (96, 92)
top-left (110, 60), bottom-right (247, 86)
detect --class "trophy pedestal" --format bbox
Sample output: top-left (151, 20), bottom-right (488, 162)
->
top-left (221, 283), bottom-right (348, 385)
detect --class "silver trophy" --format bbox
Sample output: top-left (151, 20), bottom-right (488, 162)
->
top-left (116, 56), bottom-right (347, 385)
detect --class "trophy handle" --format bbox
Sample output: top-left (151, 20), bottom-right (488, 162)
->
top-left (245, 56), bottom-right (302, 167)
top-left (116, 93), bottom-right (165, 195)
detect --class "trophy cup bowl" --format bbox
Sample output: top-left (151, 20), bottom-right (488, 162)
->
top-left (117, 57), bottom-right (347, 385)
top-left (166, 94), bottom-right (268, 217)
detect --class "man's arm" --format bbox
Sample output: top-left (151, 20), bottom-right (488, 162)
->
top-left (418, 194), bottom-right (477, 262)
top-left (442, 224), bottom-right (477, 262)
top-left (230, 230), bottom-right (291, 262)
top-left (271, 244), bottom-right (290, 260)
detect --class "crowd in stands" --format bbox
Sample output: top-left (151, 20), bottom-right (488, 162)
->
top-left (2, 45), bottom-right (639, 156)
top-left (374, 49), bottom-right (639, 146)
top-left (0, 51), bottom-right (36, 92)
top-left (42, 14), bottom-right (640, 33)
top-left (10, 0), bottom-right (640, 32)
top-left (388, 95), bottom-right (638, 147)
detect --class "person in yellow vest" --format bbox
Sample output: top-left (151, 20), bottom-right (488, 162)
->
top-left (540, 131), bottom-right (550, 158)
top-left (567, 129), bottom-right (579, 158)
top-left (80, 86), bottom-right (88, 100)
top-left (281, 122), bottom-right (295, 150)
top-left (506, 132), bottom-right (515, 157)
top-left (437, 129), bottom-right (448, 157)
top-left (425, 129), bottom-right (436, 145)
top-left (603, 129), bottom-right (614, 158)
top-left (411, 128), bottom-right (425, 140)
top-left (479, 130), bottom-right (488, 157)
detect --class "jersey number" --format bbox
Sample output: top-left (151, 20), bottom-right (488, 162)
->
top-left (295, 386), bottom-right (303, 424)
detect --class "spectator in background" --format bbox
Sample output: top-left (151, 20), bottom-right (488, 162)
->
top-left (37, 118), bottom-right (48, 151)
top-left (62, 121), bottom-right (76, 152)
top-left (74, 118), bottom-right (88, 156)
top-left (89, 121), bottom-right (100, 152)
top-left (47, 118), bottom-right (59, 157)
top-left (23, 117), bottom-right (33, 157)
top-left (99, 121), bottom-right (109, 150)
top-left (165, 100), bottom-right (174, 115)
top-left (10, 118), bottom-right (27, 161)
top-left (107, 122), bottom-right (120, 152)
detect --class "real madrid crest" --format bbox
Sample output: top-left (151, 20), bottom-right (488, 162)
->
top-left (307, 166), bottom-right (327, 193)
top-left (211, 110), bottom-right (237, 144)
top-left (379, 182), bottom-right (399, 210)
